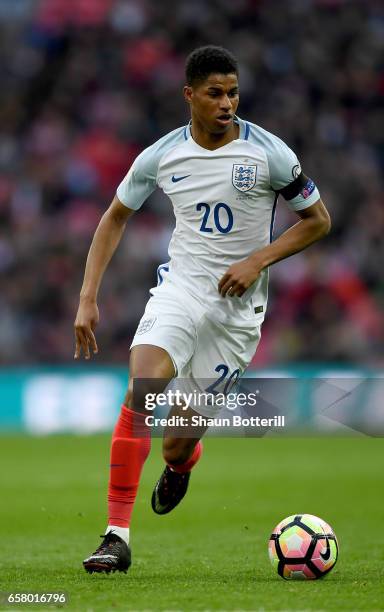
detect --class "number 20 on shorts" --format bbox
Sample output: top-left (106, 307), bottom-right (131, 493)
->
top-left (205, 364), bottom-right (240, 394)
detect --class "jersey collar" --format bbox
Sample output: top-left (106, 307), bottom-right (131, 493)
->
top-left (184, 115), bottom-right (249, 142)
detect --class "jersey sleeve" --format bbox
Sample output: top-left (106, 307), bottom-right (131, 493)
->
top-left (116, 125), bottom-right (188, 210)
top-left (268, 140), bottom-right (320, 211)
top-left (116, 147), bottom-right (157, 211)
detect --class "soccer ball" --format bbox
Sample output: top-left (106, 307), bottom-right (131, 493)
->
top-left (269, 514), bottom-right (338, 580)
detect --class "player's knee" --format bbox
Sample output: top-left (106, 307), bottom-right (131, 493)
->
top-left (124, 388), bottom-right (133, 408)
top-left (162, 438), bottom-right (193, 466)
top-left (124, 387), bottom-right (149, 413)
top-left (124, 381), bottom-right (164, 414)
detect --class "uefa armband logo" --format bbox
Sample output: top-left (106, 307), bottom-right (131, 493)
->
top-left (301, 179), bottom-right (315, 199)
top-left (232, 164), bottom-right (257, 192)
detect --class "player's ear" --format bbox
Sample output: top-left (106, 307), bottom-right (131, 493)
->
top-left (183, 85), bottom-right (193, 104)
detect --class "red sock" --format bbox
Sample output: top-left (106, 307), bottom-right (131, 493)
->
top-left (167, 440), bottom-right (203, 474)
top-left (108, 405), bottom-right (151, 528)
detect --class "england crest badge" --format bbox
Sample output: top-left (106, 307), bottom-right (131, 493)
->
top-left (232, 164), bottom-right (257, 192)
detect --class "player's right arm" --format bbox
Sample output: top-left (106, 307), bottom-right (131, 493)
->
top-left (74, 196), bottom-right (134, 360)
top-left (74, 127), bottom-right (187, 359)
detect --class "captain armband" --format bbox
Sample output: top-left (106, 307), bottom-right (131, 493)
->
top-left (278, 172), bottom-right (317, 201)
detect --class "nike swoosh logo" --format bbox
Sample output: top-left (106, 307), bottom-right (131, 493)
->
top-left (171, 174), bottom-right (190, 183)
top-left (319, 537), bottom-right (331, 561)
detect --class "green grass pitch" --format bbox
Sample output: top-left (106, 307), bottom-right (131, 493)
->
top-left (0, 435), bottom-right (383, 611)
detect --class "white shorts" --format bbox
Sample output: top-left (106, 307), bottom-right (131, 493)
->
top-left (131, 278), bottom-right (261, 417)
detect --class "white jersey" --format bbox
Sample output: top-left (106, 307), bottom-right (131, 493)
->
top-left (117, 117), bottom-right (320, 327)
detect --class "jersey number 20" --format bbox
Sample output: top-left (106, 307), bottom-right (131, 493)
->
top-left (196, 202), bottom-right (233, 234)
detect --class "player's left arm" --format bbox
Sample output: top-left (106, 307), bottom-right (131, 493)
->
top-left (219, 137), bottom-right (331, 298)
top-left (218, 198), bottom-right (331, 297)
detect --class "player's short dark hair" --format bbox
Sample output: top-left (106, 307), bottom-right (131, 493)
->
top-left (185, 46), bottom-right (238, 86)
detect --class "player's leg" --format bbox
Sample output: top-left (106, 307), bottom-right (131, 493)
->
top-left (84, 279), bottom-right (203, 571)
top-left (106, 345), bottom-right (175, 530)
top-left (83, 344), bottom-right (175, 574)
top-left (151, 315), bottom-right (262, 516)
top-left (151, 404), bottom-right (207, 515)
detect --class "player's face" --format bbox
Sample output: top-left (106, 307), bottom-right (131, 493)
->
top-left (184, 73), bottom-right (239, 135)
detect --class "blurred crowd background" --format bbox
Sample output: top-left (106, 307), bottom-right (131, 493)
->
top-left (0, 0), bottom-right (383, 366)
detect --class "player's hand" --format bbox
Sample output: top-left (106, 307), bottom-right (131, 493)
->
top-left (74, 298), bottom-right (99, 360)
top-left (218, 258), bottom-right (262, 297)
